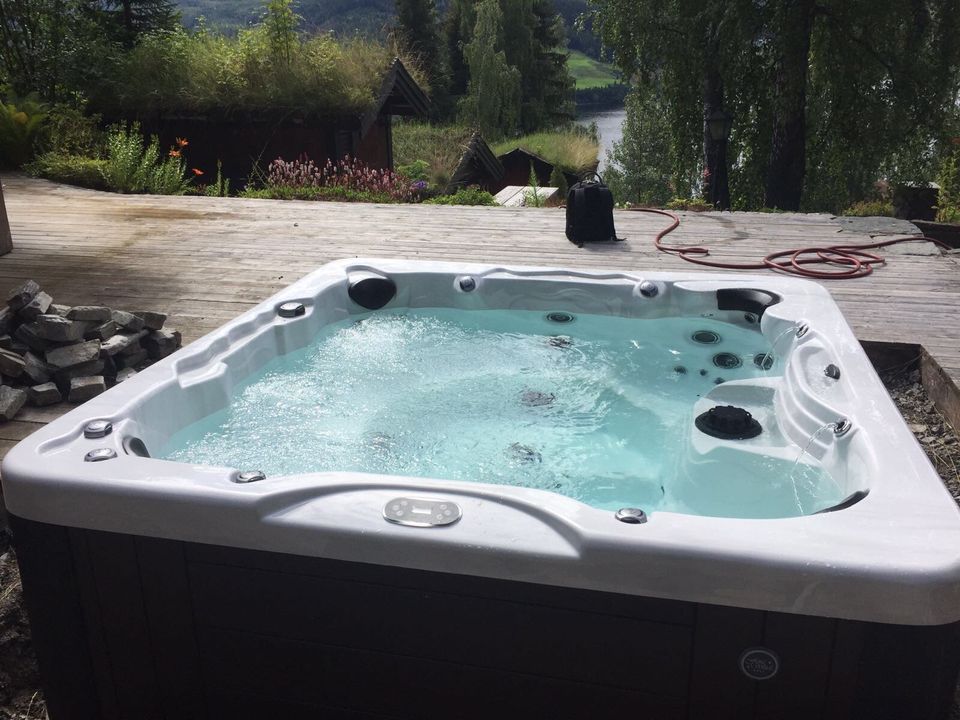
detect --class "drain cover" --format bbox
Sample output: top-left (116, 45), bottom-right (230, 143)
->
top-left (713, 352), bottom-right (742, 369)
top-left (692, 330), bottom-right (721, 344)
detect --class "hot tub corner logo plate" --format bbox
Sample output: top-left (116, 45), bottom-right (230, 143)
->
top-left (739, 648), bottom-right (779, 681)
top-left (383, 497), bottom-right (462, 527)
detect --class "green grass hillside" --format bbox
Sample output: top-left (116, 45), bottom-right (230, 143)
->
top-left (176, 0), bottom-right (394, 35)
top-left (567, 50), bottom-right (620, 89)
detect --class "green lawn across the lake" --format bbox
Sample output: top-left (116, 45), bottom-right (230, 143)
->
top-left (567, 50), bottom-right (621, 89)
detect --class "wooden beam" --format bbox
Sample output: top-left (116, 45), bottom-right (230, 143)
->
top-left (0, 176), bottom-right (13, 256)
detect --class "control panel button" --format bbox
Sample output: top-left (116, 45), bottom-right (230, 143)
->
top-left (383, 497), bottom-right (462, 527)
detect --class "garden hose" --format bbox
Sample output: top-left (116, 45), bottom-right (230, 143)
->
top-left (632, 207), bottom-right (951, 279)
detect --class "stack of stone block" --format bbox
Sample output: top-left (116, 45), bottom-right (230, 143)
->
top-left (0, 280), bottom-right (182, 422)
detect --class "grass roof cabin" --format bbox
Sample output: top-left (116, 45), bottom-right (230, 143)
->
top-left (493, 133), bottom-right (600, 190)
top-left (92, 26), bottom-right (431, 183)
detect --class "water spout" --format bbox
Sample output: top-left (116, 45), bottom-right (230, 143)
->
top-left (758, 323), bottom-right (806, 372)
top-left (789, 418), bottom-right (849, 513)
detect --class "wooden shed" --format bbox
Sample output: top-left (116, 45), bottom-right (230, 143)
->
top-left (446, 134), bottom-right (505, 193)
top-left (497, 147), bottom-right (585, 192)
top-left (134, 59), bottom-right (430, 185)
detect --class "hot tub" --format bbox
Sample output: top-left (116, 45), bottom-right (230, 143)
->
top-left (4, 259), bottom-right (959, 720)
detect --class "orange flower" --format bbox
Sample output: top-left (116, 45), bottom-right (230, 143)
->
top-left (192, 168), bottom-right (204, 176)
top-left (169, 149), bottom-right (181, 157)
top-left (176, 137), bottom-right (189, 148)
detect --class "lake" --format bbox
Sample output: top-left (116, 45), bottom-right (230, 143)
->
top-left (578, 107), bottom-right (627, 172)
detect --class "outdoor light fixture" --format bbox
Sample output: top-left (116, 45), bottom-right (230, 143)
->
top-left (707, 108), bottom-right (734, 142)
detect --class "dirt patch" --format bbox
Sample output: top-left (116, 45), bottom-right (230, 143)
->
top-left (0, 531), bottom-right (44, 720)
top-left (0, 371), bottom-right (957, 717)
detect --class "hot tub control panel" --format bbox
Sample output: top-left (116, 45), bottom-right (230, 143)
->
top-left (383, 497), bottom-right (462, 527)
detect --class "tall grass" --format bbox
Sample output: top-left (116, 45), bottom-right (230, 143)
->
top-left (492, 131), bottom-right (599, 175)
top-left (92, 24), bottom-right (426, 118)
top-left (392, 122), bottom-right (476, 189)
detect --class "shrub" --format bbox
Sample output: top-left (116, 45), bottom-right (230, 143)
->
top-left (37, 104), bottom-right (104, 157)
top-left (935, 141), bottom-right (960, 224)
top-left (666, 197), bottom-right (713, 212)
top-left (397, 160), bottom-right (430, 183)
top-left (0, 95), bottom-right (47, 168)
top-left (840, 200), bottom-right (895, 217)
top-left (524, 163), bottom-right (543, 208)
top-left (25, 152), bottom-right (108, 190)
top-left (102, 123), bottom-right (191, 195)
top-left (393, 123), bottom-right (476, 189)
top-left (200, 161), bottom-right (231, 197)
top-left (239, 185), bottom-right (398, 203)
top-left (255, 154), bottom-right (421, 203)
top-left (549, 166), bottom-right (569, 198)
top-left (425, 187), bottom-right (498, 206)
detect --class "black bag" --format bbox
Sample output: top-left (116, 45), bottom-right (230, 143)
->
top-left (565, 173), bottom-right (622, 247)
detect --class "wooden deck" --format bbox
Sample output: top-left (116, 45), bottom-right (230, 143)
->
top-left (1, 173), bottom-right (958, 454)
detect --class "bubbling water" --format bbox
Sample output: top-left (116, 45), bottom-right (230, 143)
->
top-left (160, 309), bottom-right (837, 517)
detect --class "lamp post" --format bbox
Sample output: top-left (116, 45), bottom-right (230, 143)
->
top-left (705, 107), bottom-right (733, 210)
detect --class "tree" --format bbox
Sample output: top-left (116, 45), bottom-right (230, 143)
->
top-left (444, 0), bottom-right (476, 99)
top-left (449, 0), bottom-right (573, 133)
top-left (0, 0), bottom-right (109, 99)
top-left (591, 0), bottom-right (960, 211)
top-left (458, 0), bottom-right (521, 138)
top-left (605, 86), bottom-right (676, 206)
top-left (94, 0), bottom-right (180, 47)
top-left (394, 0), bottom-right (449, 115)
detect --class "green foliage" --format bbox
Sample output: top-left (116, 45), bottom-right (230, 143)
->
top-left (0, 95), bottom-right (47, 168)
top-left (396, 159), bottom-right (430, 182)
top-left (0, 1), bottom-right (173, 101)
top-left (666, 197), bottom-right (713, 212)
top-left (392, 121), bottom-right (475, 188)
top-left (935, 144), bottom-right (960, 224)
top-left (524, 162), bottom-right (543, 207)
top-left (549, 165), bottom-right (568, 196)
top-left (25, 152), bottom-right (109, 189)
top-left (97, 0), bottom-right (181, 46)
top-left (590, 0), bottom-right (960, 212)
top-left (841, 200), bottom-right (895, 217)
top-left (394, 0), bottom-right (448, 114)
top-left (566, 50), bottom-right (619, 90)
top-left (37, 104), bottom-right (104, 157)
top-left (239, 185), bottom-right (400, 202)
top-left (491, 130), bottom-right (599, 173)
top-left (425, 186), bottom-right (497, 205)
top-left (458, 0), bottom-right (521, 138)
top-left (262, 0), bottom-right (300, 65)
top-left (201, 160), bottom-right (230, 196)
top-left (90, 22), bottom-right (423, 117)
top-left (455, 0), bottom-right (574, 135)
top-left (102, 122), bottom-right (191, 194)
top-left (176, 0), bottom-right (396, 37)
top-left (603, 88), bottom-right (676, 206)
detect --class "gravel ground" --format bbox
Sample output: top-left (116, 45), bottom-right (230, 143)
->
top-left (0, 372), bottom-right (958, 719)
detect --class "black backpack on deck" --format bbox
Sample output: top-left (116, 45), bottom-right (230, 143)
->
top-left (565, 173), bottom-right (621, 247)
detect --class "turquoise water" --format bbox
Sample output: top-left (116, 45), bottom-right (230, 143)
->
top-left (160, 309), bottom-right (834, 515)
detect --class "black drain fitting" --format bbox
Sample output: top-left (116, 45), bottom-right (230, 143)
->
top-left (695, 405), bottom-right (762, 440)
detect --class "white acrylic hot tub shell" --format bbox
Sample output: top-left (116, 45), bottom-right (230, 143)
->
top-left (3, 259), bottom-right (959, 626)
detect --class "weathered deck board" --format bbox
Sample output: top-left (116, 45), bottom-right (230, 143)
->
top-left (1, 173), bottom-right (958, 449)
